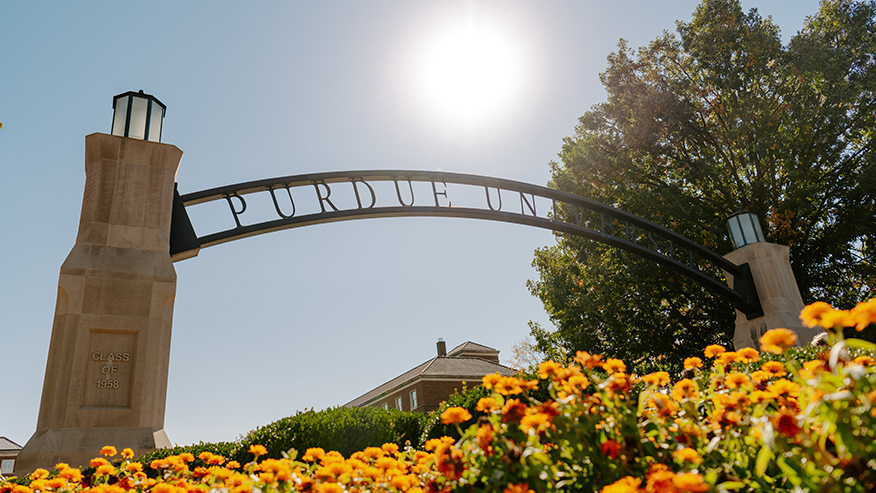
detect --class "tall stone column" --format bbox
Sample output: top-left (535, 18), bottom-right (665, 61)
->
top-left (723, 242), bottom-right (820, 350)
top-left (16, 133), bottom-right (183, 473)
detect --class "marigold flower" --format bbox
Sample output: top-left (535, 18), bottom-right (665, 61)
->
top-left (646, 464), bottom-right (675, 493)
top-left (761, 361), bottom-right (787, 377)
top-left (725, 372), bottom-right (751, 389)
top-left (673, 472), bottom-right (710, 492)
top-left (774, 408), bottom-right (802, 437)
top-left (820, 309), bottom-right (855, 330)
top-left (574, 351), bottom-right (604, 369)
top-left (683, 357), bottom-right (703, 369)
top-left (750, 370), bottom-right (772, 385)
top-left (538, 360), bottom-right (563, 380)
top-left (381, 442), bottom-right (400, 456)
top-left (476, 424), bottom-right (495, 453)
top-left (482, 373), bottom-right (502, 389)
top-left (226, 461), bottom-right (241, 469)
top-left (90, 457), bottom-right (108, 468)
top-left (760, 328), bottom-right (797, 354)
top-left (851, 298), bottom-right (876, 331)
top-left (441, 406), bottom-right (472, 425)
top-left (29, 470), bottom-right (49, 481)
top-left (767, 379), bottom-right (800, 399)
top-left (125, 462), bottom-right (143, 473)
top-left (603, 358), bottom-right (626, 374)
top-left (302, 447), bottom-right (325, 462)
top-left (853, 355), bottom-right (876, 366)
top-left (100, 446), bottom-right (117, 457)
top-left (737, 347), bottom-right (760, 362)
top-left (599, 439), bottom-right (622, 459)
top-left (672, 447), bottom-right (702, 464)
top-left (503, 483), bottom-right (534, 493)
top-left (704, 344), bottom-right (725, 358)
top-left (800, 301), bottom-right (834, 328)
top-left (671, 378), bottom-right (698, 401)
top-left (520, 412), bottom-right (552, 433)
top-left (121, 448), bottom-right (134, 460)
top-left (248, 445), bottom-right (267, 458)
top-left (601, 476), bottom-right (641, 493)
top-left (95, 464), bottom-right (115, 476)
top-left (642, 371), bottom-right (670, 387)
top-left (715, 351), bottom-right (740, 366)
top-left (316, 484), bottom-right (343, 493)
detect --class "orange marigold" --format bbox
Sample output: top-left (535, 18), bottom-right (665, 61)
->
top-left (737, 347), bottom-right (760, 362)
top-left (601, 476), bottom-right (642, 493)
top-left (725, 372), bottom-right (750, 389)
top-left (704, 344), bottom-right (726, 358)
top-left (599, 439), bottom-right (622, 459)
top-left (672, 447), bottom-right (702, 464)
top-left (852, 298), bottom-right (876, 331)
top-left (603, 358), bottom-right (626, 374)
top-left (671, 378), bottom-right (698, 402)
top-left (673, 472), bottom-right (710, 492)
top-left (121, 448), bottom-right (134, 460)
top-left (761, 361), bottom-right (787, 377)
top-left (503, 483), bottom-right (534, 493)
top-left (683, 357), bottom-right (703, 369)
top-left (800, 301), bottom-right (834, 328)
top-left (760, 328), bottom-right (797, 354)
top-left (642, 371), bottom-right (670, 387)
top-left (441, 406), bottom-right (473, 425)
top-left (248, 445), bottom-right (267, 458)
top-left (100, 446), bottom-right (117, 457)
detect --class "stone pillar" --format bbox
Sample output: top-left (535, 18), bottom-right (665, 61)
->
top-left (723, 242), bottom-right (820, 351)
top-left (16, 133), bottom-right (183, 474)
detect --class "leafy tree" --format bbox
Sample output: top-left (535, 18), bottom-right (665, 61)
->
top-left (529, 0), bottom-right (876, 374)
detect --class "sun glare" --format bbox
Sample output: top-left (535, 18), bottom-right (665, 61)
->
top-left (418, 24), bottom-right (520, 124)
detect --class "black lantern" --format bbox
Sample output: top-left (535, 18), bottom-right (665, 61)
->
top-left (111, 90), bottom-right (165, 142)
top-left (727, 211), bottom-right (765, 250)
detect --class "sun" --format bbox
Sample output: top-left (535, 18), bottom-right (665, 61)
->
top-left (417, 23), bottom-right (521, 124)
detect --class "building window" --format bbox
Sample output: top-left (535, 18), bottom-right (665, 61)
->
top-left (410, 390), bottom-right (418, 410)
top-left (1, 460), bottom-right (14, 475)
top-left (395, 397), bottom-right (403, 410)
top-left (382, 402), bottom-right (389, 410)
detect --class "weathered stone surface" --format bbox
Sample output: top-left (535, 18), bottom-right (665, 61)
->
top-left (16, 134), bottom-right (182, 475)
top-left (723, 242), bottom-right (821, 350)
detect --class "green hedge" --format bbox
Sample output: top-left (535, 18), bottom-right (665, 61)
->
top-left (232, 406), bottom-right (425, 462)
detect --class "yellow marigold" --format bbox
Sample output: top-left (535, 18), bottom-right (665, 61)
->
top-left (749, 390), bottom-right (773, 404)
top-left (538, 361), bottom-right (563, 380)
top-left (673, 472), bottom-right (710, 492)
top-left (683, 357), bottom-right (703, 369)
top-left (761, 361), bottom-right (787, 377)
top-left (441, 406), bottom-right (472, 425)
top-left (178, 452), bottom-right (195, 463)
top-left (715, 351), bottom-right (739, 366)
top-left (737, 347), bottom-right (760, 362)
top-left (800, 301), bottom-right (834, 328)
top-left (520, 412), bottom-right (552, 432)
top-left (226, 461), bottom-right (241, 469)
top-left (601, 476), bottom-right (642, 493)
top-left (29, 469), bottom-right (49, 481)
top-left (671, 378), bottom-right (698, 402)
top-left (672, 447), bottom-right (702, 464)
top-left (316, 484), bottom-right (343, 493)
top-left (476, 397), bottom-right (499, 412)
top-left (767, 379), bottom-right (800, 398)
top-left (125, 462), bottom-right (143, 473)
top-left (100, 446), bottom-right (117, 457)
top-left (248, 445), bottom-right (267, 458)
top-left (642, 371), bottom-right (670, 387)
top-left (821, 309), bottom-right (855, 330)
top-left (760, 328), bottom-right (797, 354)
top-left (54, 463), bottom-right (69, 471)
top-left (381, 442), bottom-right (400, 456)
top-left (302, 447), bottom-right (325, 462)
top-left (95, 464), bottom-right (116, 476)
top-left (853, 355), bottom-right (876, 366)
top-left (750, 370), bottom-right (772, 384)
top-left (503, 483), bottom-right (534, 493)
top-left (725, 372), bottom-right (751, 389)
top-left (704, 344), bottom-right (726, 358)
top-left (852, 298), bottom-right (876, 331)
top-left (603, 358), bottom-right (626, 374)
top-left (90, 457), bottom-right (108, 468)
top-left (58, 468), bottom-right (82, 482)
top-left (121, 448), bottom-right (134, 460)
top-left (483, 373), bottom-right (502, 389)
top-left (574, 351), bottom-right (604, 369)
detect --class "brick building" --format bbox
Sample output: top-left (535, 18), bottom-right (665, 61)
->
top-left (344, 340), bottom-right (516, 413)
top-left (0, 437), bottom-right (22, 476)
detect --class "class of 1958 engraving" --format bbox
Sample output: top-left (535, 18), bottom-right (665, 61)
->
top-left (82, 329), bottom-right (137, 409)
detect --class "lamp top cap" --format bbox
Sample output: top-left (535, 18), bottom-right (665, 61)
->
top-left (112, 90), bottom-right (166, 111)
top-left (729, 210), bottom-right (754, 218)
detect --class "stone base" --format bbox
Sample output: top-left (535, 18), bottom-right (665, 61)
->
top-left (14, 427), bottom-right (170, 476)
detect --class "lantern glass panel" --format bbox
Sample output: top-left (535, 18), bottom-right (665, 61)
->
top-left (128, 97), bottom-right (149, 140)
top-left (111, 96), bottom-right (129, 137)
top-left (147, 102), bottom-right (163, 142)
top-left (728, 217), bottom-right (744, 249)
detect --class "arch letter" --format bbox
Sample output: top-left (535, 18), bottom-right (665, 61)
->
top-left (519, 192), bottom-right (536, 216)
top-left (313, 181), bottom-right (340, 213)
top-left (485, 187), bottom-right (502, 211)
top-left (431, 181), bottom-right (451, 207)
top-left (394, 178), bottom-right (414, 207)
top-left (267, 185), bottom-right (296, 218)
top-left (351, 179), bottom-right (376, 209)
top-left (224, 193), bottom-right (247, 228)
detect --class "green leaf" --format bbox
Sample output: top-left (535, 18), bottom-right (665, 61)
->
top-left (755, 445), bottom-right (773, 476)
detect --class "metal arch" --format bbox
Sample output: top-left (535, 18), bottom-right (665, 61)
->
top-left (170, 170), bottom-right (763, 318)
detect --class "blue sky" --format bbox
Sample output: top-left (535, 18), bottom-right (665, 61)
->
top-left (0, 1), bottom-right (819, 447)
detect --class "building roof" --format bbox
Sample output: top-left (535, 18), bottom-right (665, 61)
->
top-left (344, 343), bottom-right (515, 408)
top-left (446, 341), bottom-right (499, 357)
top-left (0, 437), bottom-right (22, 452)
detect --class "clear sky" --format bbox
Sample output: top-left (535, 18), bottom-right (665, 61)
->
top-left (0, 1), bottom-right (819, 448)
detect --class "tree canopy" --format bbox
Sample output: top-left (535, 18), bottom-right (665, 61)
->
top-left (529, 0), bottom-right (876, 373)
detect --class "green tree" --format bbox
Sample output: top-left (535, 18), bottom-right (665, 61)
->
top-left (529, 0), bottom-right (876, 374)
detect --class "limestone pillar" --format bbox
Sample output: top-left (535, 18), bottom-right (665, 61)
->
top-left (16, 133), bottom-right (182, 474)
top-left (723, 242), bottom-right (820, 351)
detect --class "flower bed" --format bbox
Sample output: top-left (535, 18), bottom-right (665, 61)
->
top-left (3, 299), bottom-right (876, 492)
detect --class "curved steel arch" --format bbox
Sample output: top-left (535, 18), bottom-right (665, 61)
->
top-left (169, 170), bottom-right (762, 318)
